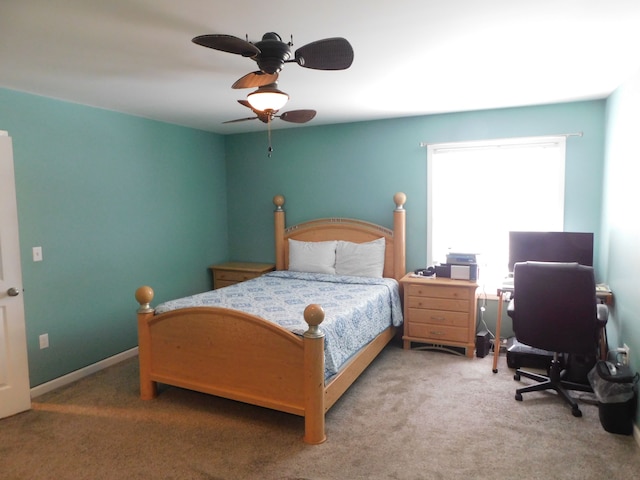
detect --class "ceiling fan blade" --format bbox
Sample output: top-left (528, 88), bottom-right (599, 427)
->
top-left (232, 71), bottom-right (279, 89)
top-left (279, 109), bottom-right (317, 123)
top-left (192, 34), bottom-right (260, 57)
top-left (237, 99), bottom-right (253, 109)
top-left (293, 38), bottom-right (354, 70)
top-left (223, 117), bottom-right (258, 124)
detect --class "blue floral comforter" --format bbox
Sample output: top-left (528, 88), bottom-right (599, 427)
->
top-left (155, 271), bottom-right (403, 378)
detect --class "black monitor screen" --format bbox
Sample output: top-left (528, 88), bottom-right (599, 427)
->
top-left (508, 231), bottom-right (594, 272)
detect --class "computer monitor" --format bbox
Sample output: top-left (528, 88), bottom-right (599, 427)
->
top-left (508, 231), bottom-right (594, 273)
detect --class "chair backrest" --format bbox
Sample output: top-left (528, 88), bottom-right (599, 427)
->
top-left (512, 261), bottom-right (598, 355)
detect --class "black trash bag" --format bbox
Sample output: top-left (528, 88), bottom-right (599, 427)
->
top-left (588, 361), bottom-right (638, 435)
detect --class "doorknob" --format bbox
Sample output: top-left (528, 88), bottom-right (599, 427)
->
top-left (7, 287), bottom-right (20, 297)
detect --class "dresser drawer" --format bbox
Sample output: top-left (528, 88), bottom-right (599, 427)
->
top-left (407, 308), bottom-right (469, 327)
top-left (210, 262), bottom-right (275, 290)
top-left (407, 323), bottom-right (469, 343)
top-left (214, 280), bottom-right (239, 289)
top-left (214, 270), bottom-right (260, 283)
top-left (407, 295), bottom-right (470, 313)
top-left (406, 283), bottom-right (471, 300)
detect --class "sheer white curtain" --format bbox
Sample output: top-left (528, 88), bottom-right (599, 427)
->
top-left (427, 136), bottom-right (566, 289)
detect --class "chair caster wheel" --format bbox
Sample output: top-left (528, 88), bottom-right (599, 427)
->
top-left (572, 407), bottom-right (582, 417)
top-left (492, 368), bottom-right (498, 374)
top-left (514, 373), bottom-right (521, 381)
top-left (515, 393), bottom-right (523, 401)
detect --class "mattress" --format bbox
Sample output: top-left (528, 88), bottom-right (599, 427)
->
top-left (155, 271), bottom-right (403, 378)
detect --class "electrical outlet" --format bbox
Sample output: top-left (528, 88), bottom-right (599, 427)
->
top-left (32, 246), bottom-right (43, 262)
top-left (622, 343), bottom-right (630, 365)
top-left (615, 344), bottom-right (630, 365)
top-left (39, 333), bottom-right (49, 349)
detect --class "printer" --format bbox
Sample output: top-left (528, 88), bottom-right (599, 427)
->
top-left (434, 253), bottom-right (479, 281)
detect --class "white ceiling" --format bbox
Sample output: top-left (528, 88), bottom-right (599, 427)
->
top-left (2, 0), bottom-right (640, 135)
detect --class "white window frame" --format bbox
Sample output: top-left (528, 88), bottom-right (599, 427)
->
top-left (426, 135), bottom-right (566, 288)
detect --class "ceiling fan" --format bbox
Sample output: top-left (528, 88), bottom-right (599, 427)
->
top-left (193, 31), bottom-right (352, 156)
top-left (223, 99), bottom-right (316, 125)
top-left (192, 32), bottom-right (354, 89)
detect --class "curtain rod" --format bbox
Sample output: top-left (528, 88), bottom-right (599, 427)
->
top-left (419, 132), bottom-right (583, 148)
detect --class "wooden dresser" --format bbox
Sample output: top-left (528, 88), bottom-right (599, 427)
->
top-left (209, 262), bottom-right (275, 289)
top-left (400, 274), bottom-right (478, 357)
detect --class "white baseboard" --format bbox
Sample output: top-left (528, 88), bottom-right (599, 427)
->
top-left (30, 347), bottom-right (138, 399)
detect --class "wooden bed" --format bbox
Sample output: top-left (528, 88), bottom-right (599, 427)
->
top-left (135, 192), bottom-right (406, 444)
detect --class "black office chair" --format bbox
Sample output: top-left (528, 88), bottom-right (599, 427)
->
top-left (507, 261), bottom-right (608, 417)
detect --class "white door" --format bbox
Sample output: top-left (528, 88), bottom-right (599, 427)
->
top-left (0, 131), bottom-right (31, 418)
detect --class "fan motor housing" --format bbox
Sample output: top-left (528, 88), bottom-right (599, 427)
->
top-left (255, 33), bottom-right (291, 74)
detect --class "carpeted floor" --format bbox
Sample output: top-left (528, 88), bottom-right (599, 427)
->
top-left (1, 342), bottom-right (639, 479)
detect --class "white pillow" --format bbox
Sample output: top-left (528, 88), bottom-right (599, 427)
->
top-left (335, 237), bottom-right (386, 278)
top-left (288, 239), bottom-right (337, 274)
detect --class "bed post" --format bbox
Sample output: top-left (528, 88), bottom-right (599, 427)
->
top-left (302, 304), bottom-right (327, 445)
top-left (393, 192), bottom-right (407, 282)
top-left (273, 194), bottom-right (286, 271)
top-left (135, 286), bottom-right (158, 400)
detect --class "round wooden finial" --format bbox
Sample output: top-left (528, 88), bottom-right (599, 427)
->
top-left (135, 286), bottom-right (154, 312)
top-left (304, 304), bottom-right (325, 327)
top-left (136, 286), bottom-right (154, 304)
top-left (273, 194), bottom-right (285, 211)
top-left (303, 304), bottom-right (325, 338)
top-left (394, 192), bottom-right (407, 209)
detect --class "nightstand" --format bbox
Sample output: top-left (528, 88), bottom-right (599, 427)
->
top-left (209, 262), bottom-right (275, 289)
top-left (400, 274), bottom-right (478, 357)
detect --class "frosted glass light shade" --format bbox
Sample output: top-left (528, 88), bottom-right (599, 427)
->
top-left (247, 85), bottom-right (289, 111)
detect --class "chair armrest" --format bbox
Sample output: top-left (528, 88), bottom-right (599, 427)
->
top-left (597, 303), bottom-right (609, 327)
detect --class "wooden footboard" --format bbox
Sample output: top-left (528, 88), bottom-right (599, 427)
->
top-left (136, 286), bottom-right (328, 444)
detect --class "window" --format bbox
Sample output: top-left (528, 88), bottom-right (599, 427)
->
top-left (427, 136), bottom-right (566, 289)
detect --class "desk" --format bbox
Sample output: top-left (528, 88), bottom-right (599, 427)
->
top-left (491, 286), bottom-right (612, 373)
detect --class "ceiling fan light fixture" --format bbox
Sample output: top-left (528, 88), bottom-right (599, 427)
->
top-left (247, 84), bottom-right (289, 112)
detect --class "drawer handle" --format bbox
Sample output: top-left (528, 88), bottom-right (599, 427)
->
top-left (429, 331), bottom-right (446, 336)
top-left (430, 316), bottom-right (446, 322)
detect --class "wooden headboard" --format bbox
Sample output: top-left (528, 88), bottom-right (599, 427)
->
top-left (273, 193), bottom-right (407, 282)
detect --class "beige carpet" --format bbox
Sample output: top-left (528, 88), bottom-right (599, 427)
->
top-left (2, 343), bottom-right (639, 479)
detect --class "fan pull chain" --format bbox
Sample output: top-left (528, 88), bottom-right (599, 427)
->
top-left (267, 116), bottom-right (273, 157)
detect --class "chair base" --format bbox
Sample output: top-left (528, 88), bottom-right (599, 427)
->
top-left (514, 355), bottom-right (593, 417)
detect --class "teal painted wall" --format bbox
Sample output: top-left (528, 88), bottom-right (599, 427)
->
top-left (0, 88), bottom-right (227, 386)
top-left (225, 101), bottom-right (606, 276)
top-left (225, 101), bottom-right (606, 337)
top-left (601, 69), bottom-right (640, 383)
top-left (0, 86), bottom-right (612, 388)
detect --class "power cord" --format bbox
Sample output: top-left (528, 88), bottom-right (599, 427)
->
top-left (477, 283), bottom-right (495, 339)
